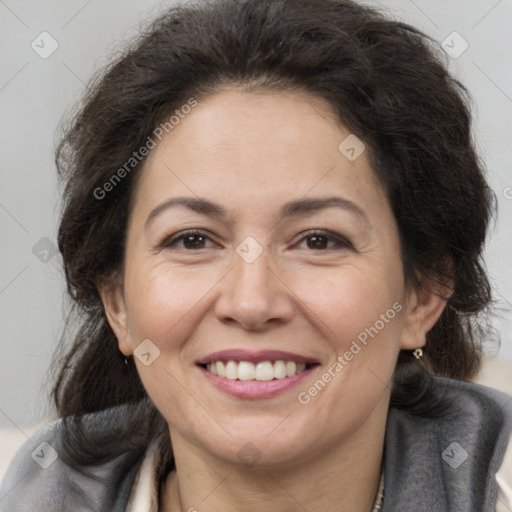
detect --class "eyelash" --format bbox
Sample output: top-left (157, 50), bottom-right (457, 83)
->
top-left (160, 229), bottom-right (352, 252)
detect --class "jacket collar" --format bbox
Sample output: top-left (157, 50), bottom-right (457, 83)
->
top-left (382, 377), bottom-right (512, 511)
top-left (1, 378), bottom-right (510, 511)
top-left (126, 378), bottom-right (512, 511)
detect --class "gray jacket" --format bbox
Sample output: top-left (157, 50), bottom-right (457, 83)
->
top-left (1, 377), bottom-right (511, 511)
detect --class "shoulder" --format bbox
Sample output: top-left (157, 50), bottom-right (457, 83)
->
top-left (383, 377), bottom-right (512, 512)
top-left (0, 405), bottom-right (148, 512)
top-left (497, 414), bottom-right (512, 511)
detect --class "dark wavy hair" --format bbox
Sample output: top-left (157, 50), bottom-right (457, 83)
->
top-left (51, 0), bottom-right (496, 465)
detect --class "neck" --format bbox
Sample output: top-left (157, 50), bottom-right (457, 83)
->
top-left (160, 402), bottom-right (387, 512)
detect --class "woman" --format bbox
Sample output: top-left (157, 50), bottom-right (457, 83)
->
top-left (1, 0), bottom-right (511, 510)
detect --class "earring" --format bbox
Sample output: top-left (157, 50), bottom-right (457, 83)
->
top-left (413, 348), bottom-right (424, 359)
top-left (124, 356), bottom-right (129, 366)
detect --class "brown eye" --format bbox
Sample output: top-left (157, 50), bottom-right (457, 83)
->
top-left (161, 230), bottom-right (216, 250)
top-left (181, 234), bottom-right (207, 249)
top-left (306, 234), bottom-right (330, 250)
top-left (296, 230), bottom-right (352, 251)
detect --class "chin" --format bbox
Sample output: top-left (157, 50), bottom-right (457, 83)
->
top-left (195, 413), bottom-right (326, 468)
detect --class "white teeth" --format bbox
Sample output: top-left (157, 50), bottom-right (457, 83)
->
top-left (286, 361), bottom-right (296, 377)
top-left (255, 361), bottom-right (274, 381)
top-left (238, 361), bottom-right (256, 381)
top-left (225, 360), bottom-right (238, 380)
top-left (205, 359), bottom-right (310, 381)
top-left (273, 360), bottom-right (287, 379)
top-left (216, 361), bottom-right (225, 378)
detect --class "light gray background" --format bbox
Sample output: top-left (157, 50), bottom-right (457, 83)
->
top-left (1, 0), bottom-right (511, 430)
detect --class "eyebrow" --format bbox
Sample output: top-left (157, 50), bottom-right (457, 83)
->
top-left (145, 195), bottom-right (369, 229)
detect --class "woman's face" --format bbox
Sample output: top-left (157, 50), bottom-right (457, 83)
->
top-left (102, 89), bottom-right (444, 467)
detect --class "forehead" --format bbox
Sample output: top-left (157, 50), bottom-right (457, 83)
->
top-left (133, 88), bottom-right (386, 220)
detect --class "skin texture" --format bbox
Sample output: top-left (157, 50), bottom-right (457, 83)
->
top-left (99, 89), bottom-right (448, 511)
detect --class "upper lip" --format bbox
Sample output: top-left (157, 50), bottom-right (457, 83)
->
top-left (196, 349), bottom-right (320, 365)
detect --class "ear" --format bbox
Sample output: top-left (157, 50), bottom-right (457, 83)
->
top-left (96, 274), bottom-right (134, 356)
top-left (399, 271), bottom-right (453, 351)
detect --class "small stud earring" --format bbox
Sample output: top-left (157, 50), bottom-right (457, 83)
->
top-left (413, 348), bottom-right (424, 359)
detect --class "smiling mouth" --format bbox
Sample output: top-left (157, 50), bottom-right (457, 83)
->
top-left (199, 360), bottom-right (318, 381)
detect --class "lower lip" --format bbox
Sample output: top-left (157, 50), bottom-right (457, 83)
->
top-left (198, 365), bottom-right (317, 399)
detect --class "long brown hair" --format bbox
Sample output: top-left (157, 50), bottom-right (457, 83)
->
top-left (51, 0), bottom-right (496, 465)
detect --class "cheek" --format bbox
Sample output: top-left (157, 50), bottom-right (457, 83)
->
top-left (123, 261), bottom-right (219, 351)
top-left (122, 263), bottom-right (217, 420)
top-left (291, 262), bottom-right (405, 352)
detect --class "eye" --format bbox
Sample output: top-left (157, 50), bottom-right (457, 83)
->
top-left (160, 230), bottom-right (217, 250)
top-left (295, 230), bottom-right (352, 251)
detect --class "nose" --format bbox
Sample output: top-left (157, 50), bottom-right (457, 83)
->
top-left (213, 248), bottom-right (295, 331)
